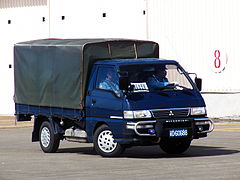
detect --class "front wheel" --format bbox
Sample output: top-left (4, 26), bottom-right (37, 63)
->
top-left (39, 121), bottom-right (60, 153)
top-left (160, 138), bottom-right (191, 154)
top-left (93, 124), bottom-right (125, 157)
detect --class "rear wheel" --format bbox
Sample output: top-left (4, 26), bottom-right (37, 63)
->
top-left (160, 138), bottom-right (191, 154)
top-left (93, 124), bottom-right (124, 157)
top-left (39, 121), bottom-right (60, 153)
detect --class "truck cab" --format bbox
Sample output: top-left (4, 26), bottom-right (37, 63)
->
top-left (84, 58), bottom-right (213, 156)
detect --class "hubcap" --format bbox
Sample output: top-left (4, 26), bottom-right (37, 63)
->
top-left (98, 130), bottom-right (117, 153)
top-left (41, 127), bottom-right (51, 148)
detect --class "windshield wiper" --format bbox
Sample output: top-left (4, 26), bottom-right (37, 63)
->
top-left (157, 83), bottom-right (192, 93)
top-left (156, 83), bottom-right (176, 91)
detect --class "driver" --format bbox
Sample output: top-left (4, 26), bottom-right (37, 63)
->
top-left (99, 70), bottom-right (120, 94)
top-left (147, 68), bottom-right (169, 90)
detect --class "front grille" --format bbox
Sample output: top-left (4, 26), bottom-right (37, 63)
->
top-left (151, 108), bottom-right (190, 119)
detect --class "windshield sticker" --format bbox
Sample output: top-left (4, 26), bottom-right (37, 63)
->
top-left (131, 82), bottom-right (149, 92)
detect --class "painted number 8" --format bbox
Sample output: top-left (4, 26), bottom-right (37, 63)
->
top-left (214, 50), bottom-right (221, 68)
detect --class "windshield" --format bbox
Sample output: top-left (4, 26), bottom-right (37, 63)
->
top-left (120, 63), bottom-right (194, 92)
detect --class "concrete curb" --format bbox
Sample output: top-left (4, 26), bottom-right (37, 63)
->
top-left (0, 124), bottom-right (33, 129)
top-left (0, 115), bottom-right (33, 129)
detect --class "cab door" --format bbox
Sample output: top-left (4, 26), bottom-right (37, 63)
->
top-left (88, 66), bottom-right (123, 120)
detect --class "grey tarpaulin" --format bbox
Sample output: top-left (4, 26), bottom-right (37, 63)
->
top-left (14, 39), bottom-right (159, 109)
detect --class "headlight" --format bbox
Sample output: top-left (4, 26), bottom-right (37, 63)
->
top-left (191, 107), bottom-right (206, 115)
top-left (134, 110), bottom-right (152, 118)
top-left (124, 110), bottom-right (152, 119)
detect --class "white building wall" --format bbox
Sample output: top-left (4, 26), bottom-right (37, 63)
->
top-left (147, 0), bottom-right (240, 117)
top-left (1, 0), bottom-right (240, 117)
top-left (0, 0), bottom-right (147, 115)
top-left (0, 3), bottom-right (48, 115)
top-left (49, 0), bottom-right (146, 39)
top-left (148, 0), bottom-right (240, 92)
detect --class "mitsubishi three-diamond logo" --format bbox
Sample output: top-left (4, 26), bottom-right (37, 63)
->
top-left (169, 110), bottom-right (174, 116)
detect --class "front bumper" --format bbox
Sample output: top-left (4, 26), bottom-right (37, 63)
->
top-left (126, 118), bottom-right (214, 138)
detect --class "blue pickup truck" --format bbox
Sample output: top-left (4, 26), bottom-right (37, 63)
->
top-left (14, 39), bottom-right (214, 157)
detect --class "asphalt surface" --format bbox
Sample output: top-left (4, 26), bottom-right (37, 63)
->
top-left (0, 123), bottom-right (240, 180)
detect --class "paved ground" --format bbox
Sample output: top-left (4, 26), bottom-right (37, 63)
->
top-left (0, 122), bottom-right (240, 180)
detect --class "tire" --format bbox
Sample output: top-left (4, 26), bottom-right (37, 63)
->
top-left (39, 121), bottom-right (60, 153)
top-left (160, 138), bottom-right (191, 154)
top-left (93, 124), bottom-right (124, 157)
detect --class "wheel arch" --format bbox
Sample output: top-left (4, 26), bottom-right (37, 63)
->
top-left (93, 122), bottom-right (108, 135)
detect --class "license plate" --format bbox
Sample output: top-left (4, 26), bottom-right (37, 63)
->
top-left (169, 129), bottom-right (188, 137)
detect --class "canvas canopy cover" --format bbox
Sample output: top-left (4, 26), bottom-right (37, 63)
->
top-left (14, 39), bottom-right (159, 109)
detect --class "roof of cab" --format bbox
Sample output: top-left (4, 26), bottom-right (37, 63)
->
top-left (95, 58), bottom-right (178, 65)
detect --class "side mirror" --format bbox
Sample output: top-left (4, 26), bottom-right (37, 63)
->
top-left (119, 76), bottom-right (129, 90)
top-left (195, 78), bottom-right (202, 91)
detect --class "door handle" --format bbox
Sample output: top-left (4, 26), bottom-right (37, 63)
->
top-left (87, 90), bottom-right (91, 96)
top-left (92, 98), bottom-right (96, 103)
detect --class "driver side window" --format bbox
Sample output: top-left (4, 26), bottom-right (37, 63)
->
top-left (95, 67), bottom-right (119, 93)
